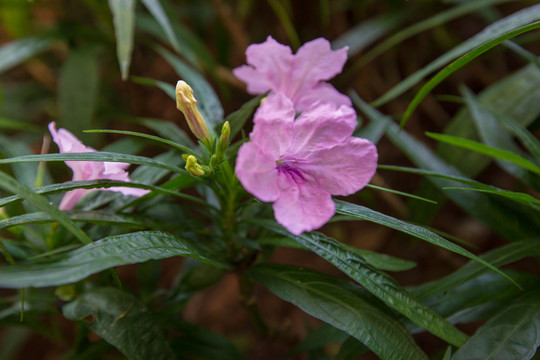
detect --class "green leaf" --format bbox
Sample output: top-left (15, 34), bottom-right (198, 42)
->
top-left (0, 231), bottom-right (229, 288)
top-left (0, 179), bottom-right (209, 209)
top-left (58, 47), bottom-right (99, 144)
top-left (256, 220), bottom-right (469, 347)
top-left (226, 95), bottom-right (264, 139)
top-left (135, 117), bottom-right (194, 148)
top-left (131, 76), bottom-right (175, 99)
top-left (140, 0), bottom-right (180, 52)
top-left (332, 12), bottom-right (404, 56)
top-left (334, 200), bottom-right (516, 287)
top-left (0, 37), bottom-right (51, 74)
top-left (249, 264), bottom-right (428, 360)
top-left (401, 20), bottom-right (540, 125)
top-left (425, 132), bottom-right (540, 176)
top-left (352, 92), bottom-right (540, 240)
top-left (158, 47), bottom-right (223, 131)
top-left (0, 152), bottom-right (187, 175)
top-left (0, 170), bottom-right (91, 245)
top-left (412, 240), bottom-right (540, 300)
top-left (462, 86), bottom-right (540, 189)
top-left (442, 187), bottom-right (540, 209)
top-left (452, 290), bottom-right (540, 360)
top-left (266, 0), bottom-right (300, 49)
top-left (63, 287), bottom-right (177, 360)
top-left (353, 0), bottom-right (513, 69)
top-left (489, 107), bottom-right (540, 163)
top-left (366, 184), bottom-right (437, 204)
top-left (85, 129), bottom-right (196, 156)
top-left (258, 236), bottom-right (416, 272)
top-left (372, 4), bottom-right (540, 107)
top-left (108, 0), bottom-right (135, 80)
top-left (0, 210), bottom-right (164, 232)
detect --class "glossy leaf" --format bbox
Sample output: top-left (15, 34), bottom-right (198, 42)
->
top-left (425, 132), bottom-right (540, 176)
top-left (372, 4), bottom-right (540, 107)
top-left (401, 20), bottom-right (540, 125)
top-left (452, 290), bottom-right (540, 360)
top-left (334, 200), bottom-right (515, 286)
top-left (249, 264), bottom-right (428, 360)
top-left (108, 0), bottom-right (135, 80)
top-left (63, 287), bottom-right (177, 360)
top-left (0, 37), bottom-right (51, 74)
top-left (256, 219), bottom-right (469, 347)
top-left (0, 170), bottom-right (91, 245)
top-left (0, 231), bottom-right (229, 288)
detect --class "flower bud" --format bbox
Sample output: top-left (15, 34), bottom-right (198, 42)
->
top-left (176, 80), bottom-right (211, 141)
top-left (185, 155), bottom-right (205, 176)
top-left (218, 121), bottom-right (230, 154)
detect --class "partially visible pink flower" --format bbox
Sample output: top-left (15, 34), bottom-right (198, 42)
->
top-left (48, 122), bottom-right (149, 210)
top-left (235, 93), bottom-right (377, 235)
top-left (233, 36), bottom-right (351, 112)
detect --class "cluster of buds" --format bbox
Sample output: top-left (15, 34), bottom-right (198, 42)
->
top-left (176, 80), bottom-right (230, 177)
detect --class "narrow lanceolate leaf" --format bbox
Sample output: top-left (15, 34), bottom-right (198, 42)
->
top-left (426, 132), bottom-right (540, 176)
top-left (58, 47), bottom-right (99, 143)
top-left (490, 108), bottom-right (540, 163)
top-left (0, 211), bottom-right (163, 232)
top-left (0, 170), bottom-right (91, 245)
top-left (226, 95), bottom-right (265, 139)
top-left (0, 152), bottom-right (186, 175)
top-left (462, 86), bottom-right (540, 190)
top-left (250, 264), bottom-right (428, 360)
top-left (334, 200), bottom-right (516, 287)
top-left (354, 0), bottom-right (512, 69)
top-left (108, 0), bottom-right (135, 80)
top-left (0, 180), bottom-right (209, 209)
top-left (352, 92), bottom-right (540, 240)
top-left (0, 37), bottom-right (52, 74)
top-left (140, 0), bottom-right (180, 52)
top-left (452, 290), bottom-right (540, 360)
top-left (373, 3), bottom-right (540, 107)
top-left (158, 47), bottom-right (224, 131)
top-left (0, 231), bottom-right (229, 288)
top-left (63, 287), bottom-right (177, 360)
top-left (412, 240), bottom-right (540, 300)
top-left (401, 20), bottom-right (540, 125)
top-left (256, 219), bottom-right (469, 347)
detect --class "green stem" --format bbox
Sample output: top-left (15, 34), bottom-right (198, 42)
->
top-left (238, 274), bottom-right (269, 335)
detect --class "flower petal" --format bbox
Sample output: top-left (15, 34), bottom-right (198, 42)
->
top-left (233, 36), bottom-right (293, 95)
top-left (301, 137), bottom-right (378, 196)
top-left (273, 175), bottom-right (334, 235)
top-left (293, 38), bottom-right (348, 83)
top-left (58, 189), bottom-right (92, 211)
top-left (251, 92), bottom-right (295, 158)
top-left (288, 103), bottom-right (357, 157)
top-left (294, 82), bottom-right (351, 112)
top-left (235, 142), bottom-right (280, 202)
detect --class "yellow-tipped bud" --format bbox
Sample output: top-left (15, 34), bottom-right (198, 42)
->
top-left (185, 155), bottom-right (205, 176)
top-left (218, 121), bottom-right (230, 152)
top-left (176, 80), bottom-right (211, 141)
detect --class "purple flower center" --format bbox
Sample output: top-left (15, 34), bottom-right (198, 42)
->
top-left (276, 157), bottom-right (305, 183)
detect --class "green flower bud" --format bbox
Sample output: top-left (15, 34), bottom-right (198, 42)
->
top-left (185, 155), bottom-right (205, 176)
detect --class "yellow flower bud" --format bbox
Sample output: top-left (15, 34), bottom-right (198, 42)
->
top-left (185, 155), bottom-right (205, 176)
top-left (176, 80), bottom-right (211, 141)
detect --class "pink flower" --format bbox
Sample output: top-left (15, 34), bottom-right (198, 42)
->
top-left (48, 122), bottom-right (149, 210)
top-left (235, 93), bottom-right (377, 235)
top-left (233, 36), bottom-right (351, 112)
